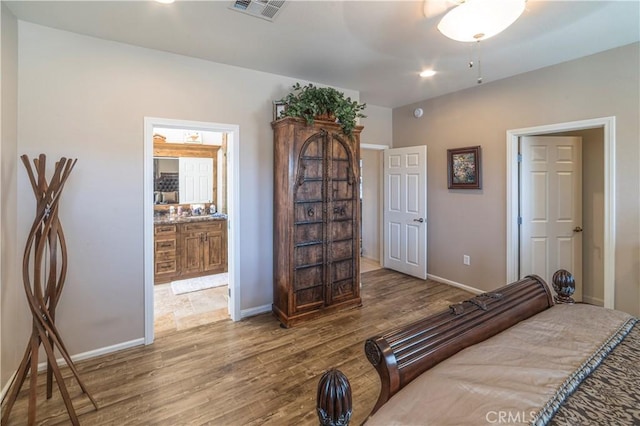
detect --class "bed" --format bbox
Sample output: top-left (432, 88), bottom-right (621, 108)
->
top-left (316, 270), bottom-right (639, 425)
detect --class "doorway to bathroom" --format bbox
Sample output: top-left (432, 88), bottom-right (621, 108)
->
top-left (143, 118), bottom-right (240, 344)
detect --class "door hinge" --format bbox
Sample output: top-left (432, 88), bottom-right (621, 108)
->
top-left (518, 216), bottom-right (522, 225)
top-left (228, 287), bottom-right (231, 298)
top-left (517, 153), bottom-right (522, 163)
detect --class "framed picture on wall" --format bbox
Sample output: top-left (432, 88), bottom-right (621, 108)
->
top-left (447, 145), bottom-right (482, 189)
top-left (273, 101), bottom-right (287, 121)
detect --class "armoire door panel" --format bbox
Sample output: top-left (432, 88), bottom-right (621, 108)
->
top-left (295, 244), bottom-right (324, 266)
top-left (331, 159), bottom-right (351, 180)
top-left (330, 137), bottom-right (350, 160)
top-left (331, 181), bottom-right (354, 200)
top-left (295, 202), bottom-right (324, 223)
top-left (294, 181), bottom-right (323, 202)
top-left (294, 265), bottom-right (324, 290)
top-left (330, 240), bottom-right (353, 261)
top-left (332, 259), bottom-right (353, 282)
top-left (330, 279), bottom-right (356, 301)
top-left (295, 223), bottom-right (323, 244)
top-left (298, 158), bottom-right (324, 180)
top-left (329, 221), bottom-right (353, 241)
top-left (331, 201), bottom-right (353, 220)
top-left (298, 135), bottom-right (323, 158)
top-left (294, 287), bottom-right (324, 312)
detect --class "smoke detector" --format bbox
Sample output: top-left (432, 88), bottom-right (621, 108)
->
top-left (230, 0), bottom-right (286, 22)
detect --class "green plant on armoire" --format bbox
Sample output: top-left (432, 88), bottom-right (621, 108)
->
top-left (278, 83), bottom-right (366, 136)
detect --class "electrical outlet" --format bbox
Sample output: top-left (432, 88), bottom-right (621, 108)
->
top-left (463, 255), bottom-right (470, 266)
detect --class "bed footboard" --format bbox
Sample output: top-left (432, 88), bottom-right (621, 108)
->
top-left (315, 272), bottom-right (570, 425)
top-left (364, 274), bottom-right (554, 414)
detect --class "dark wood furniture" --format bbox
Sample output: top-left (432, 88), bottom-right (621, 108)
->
top-left (154, 223), bottom-right (179, 283)
top-left (153, 219), bottom-right (227, 284)
top-left (181, 220), bottom-right (227, 277)
top-left (272, 117), bottom-right (363, 327)
top-left (316, 272), bottom-right (579, 425)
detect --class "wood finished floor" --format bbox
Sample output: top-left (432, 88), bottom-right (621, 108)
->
top-left (4, 269), bottom-right (472, 425)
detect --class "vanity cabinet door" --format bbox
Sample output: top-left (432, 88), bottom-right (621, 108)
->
top-left (203, 225), bottom-right (227, 274)
top-left (179, 220), bottom-right (228, 278)
top-left (181, 231), bottom-right (205, 275)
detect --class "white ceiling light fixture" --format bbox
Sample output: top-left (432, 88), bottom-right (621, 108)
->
top-left (155, 0), bottom-right (175, 4)
top-left (419, 69), bottom-right (437, 78)
top-left (437, 0), bottom-right (526, 42)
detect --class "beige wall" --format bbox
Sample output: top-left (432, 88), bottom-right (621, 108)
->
top-left (1, 3), bottom-right (24, 389)
top-left (360, 104), bottom-right (392, 146)
top-left (393, 43), bottom-right (640, 316)
top-left (359, 105), bottom-right (391, 264)
top-left (2, 21), bottom-right (362, 388)
top-left (361, 149), bottom-right (382, 261)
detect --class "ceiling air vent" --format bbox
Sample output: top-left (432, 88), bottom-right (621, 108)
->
top-left (230, 0), bottom-right (286, 22)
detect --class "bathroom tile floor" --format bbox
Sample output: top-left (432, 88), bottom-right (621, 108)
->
top-left (154, 277), bottom-right (229, 335)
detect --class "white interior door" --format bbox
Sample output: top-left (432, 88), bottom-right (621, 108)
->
top-left (179, 157), bottom-right (214, 204)
top-left (520, 136), bottom-right (582, 300)
top-left (383, 146), bottom-right (427, 279)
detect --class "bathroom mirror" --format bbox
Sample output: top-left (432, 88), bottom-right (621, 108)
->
top-left (154, 157), bottom-right (214, 204)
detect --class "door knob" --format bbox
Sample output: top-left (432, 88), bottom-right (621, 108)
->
top-left (413, 218), bottom-right (425, 223)
top-left (573, 226), bottom-right (583, 233)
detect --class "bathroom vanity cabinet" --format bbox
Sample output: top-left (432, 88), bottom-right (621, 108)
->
top-left (154, 218), bottom-right (227, 284)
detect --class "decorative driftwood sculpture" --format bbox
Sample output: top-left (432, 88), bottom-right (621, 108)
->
top-left (1, 155), bottom-right (98, 425)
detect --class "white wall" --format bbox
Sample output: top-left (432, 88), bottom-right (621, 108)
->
top-left (11, 22), bottom-right (360, 372)
top-left (1, 3), bottom-right (23, 389)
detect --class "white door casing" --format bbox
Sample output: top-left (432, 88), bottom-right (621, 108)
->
top-left (144, 117), bottom-right (240, 345)
top-left (520, 136), bottom-right (582, 300)
top-left (383, 146), bottom-right (427, 279)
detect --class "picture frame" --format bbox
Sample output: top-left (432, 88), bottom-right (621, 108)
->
top-left (183, 131), bottom-right (202, 144)
top-left (273, 101), bottom-right (287, 121)
top-left (447, 145), bottom-right (482, 189)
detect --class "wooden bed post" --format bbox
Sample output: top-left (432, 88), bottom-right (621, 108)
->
top-left (316, 369), bottom-right (352, 426)
top-left (552, 269), bottom-right (576, 304)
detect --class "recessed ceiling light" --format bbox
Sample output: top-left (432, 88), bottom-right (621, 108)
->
top-left (155, 0), bottom-right (175, 4)
top-left (420, 70), bottom-right (437, 78)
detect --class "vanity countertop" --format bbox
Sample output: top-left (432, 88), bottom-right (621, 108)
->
top-left (154, 214), bottom-right (227, 225)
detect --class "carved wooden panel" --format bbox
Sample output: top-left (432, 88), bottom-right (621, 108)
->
top-left (272, 117), bottom-right (362, 327)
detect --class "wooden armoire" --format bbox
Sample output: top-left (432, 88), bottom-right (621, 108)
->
top-left (272, 117), bottom-right (363, 327)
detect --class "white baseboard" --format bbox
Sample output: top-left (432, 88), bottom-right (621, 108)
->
top-left (241, 304), bottom-right (271, 319)
top-left (1, 338), bottom-right (144, 401)
top-left (34, 338), bottom-right (145, 372)
top-left (428, 274), bottom-right (483, 295)
top-left (582, 295), bottom-right (604, 306)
